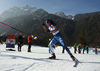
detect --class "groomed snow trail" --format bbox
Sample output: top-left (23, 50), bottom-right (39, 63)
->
top-left (0, 44), bottom-right (100, 71)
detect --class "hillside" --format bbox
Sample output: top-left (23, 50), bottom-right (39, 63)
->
top-left (73, 11), bottom-right (100, 46)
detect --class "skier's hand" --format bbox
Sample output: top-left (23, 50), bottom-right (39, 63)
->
top-left (23, 36), bottom-right (25, 38)
top-left (47, 30), bottom-right (50, 32)
top-left (42, 23), bottom-right (45, 26)
top-left (43, 26), bottom-right (46, 30)
top-left (18, 42), bottom-right (20, 44)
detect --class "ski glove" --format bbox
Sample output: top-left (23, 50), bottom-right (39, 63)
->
top-left (47, 30), bottom-right (50, 33)
top-left (42, 23), bottom-right (45, 26)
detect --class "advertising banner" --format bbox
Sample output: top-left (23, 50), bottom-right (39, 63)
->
top-left (6, 35), bottom-right (16, 48)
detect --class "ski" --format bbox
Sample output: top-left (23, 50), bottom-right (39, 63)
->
top-left (23, 57), bottom-right (70, 61)
top-left (23, 57), bottom-right (81, 67)
top-left (40, 58), bottom-right (71, 61)
top-left (6, 49), bottom-right (16, 51)
top-left (44, 58), bottom-right (81, 67)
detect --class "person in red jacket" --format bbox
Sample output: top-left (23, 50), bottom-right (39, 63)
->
top-left (95, 47), bottom-right (97, 54)
top-left (28, 36), bottom-right (33, 52)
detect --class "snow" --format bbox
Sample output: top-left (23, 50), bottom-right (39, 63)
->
top-left (0, 44), bottom-right (100, 71)
top-left (55, 12), bottom-right (67, 18)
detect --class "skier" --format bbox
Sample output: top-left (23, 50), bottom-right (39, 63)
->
top-left (18, 33), bottom-right (24, 52)
top-left (28, 36), bottom-right (33, 52)
top-left (42, 19), bottom-right (76, 61)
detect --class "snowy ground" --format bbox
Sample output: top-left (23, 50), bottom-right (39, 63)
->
top-left (0, 44), bottom-right (100, 71)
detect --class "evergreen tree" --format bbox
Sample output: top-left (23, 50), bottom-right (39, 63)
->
top-left (78, 28), bottom-right (86, 45)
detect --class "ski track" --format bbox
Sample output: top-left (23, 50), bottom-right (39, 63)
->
top-left (0, 44), bottom-right (100, 71)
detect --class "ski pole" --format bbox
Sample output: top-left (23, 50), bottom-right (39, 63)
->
top-left (0, 22), bottom-right (28, 35)
top-left (0, 22), bottom-right (38, 41)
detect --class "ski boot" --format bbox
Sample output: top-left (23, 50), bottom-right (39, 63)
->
top-left (70, 54), bottom-right (76, 61)
top-left (49, 53), bottom-right (56, 59)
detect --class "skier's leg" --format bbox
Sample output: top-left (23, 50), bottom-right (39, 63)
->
top-left (58, 37), bottom-right (76, 61)
top-left (49, 38), bottom-right (58, 59)
top-left (55, 33), bottom-right (76, 61)
top-left (49, 38), bottom-right (58, 54)
top-left (57, 37), bottom-right (71, 55)
top-left (53, 32), bottom-right (71, 55)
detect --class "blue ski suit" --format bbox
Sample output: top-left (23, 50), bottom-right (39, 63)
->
top-left (48, 24), bottom-right (71, 55)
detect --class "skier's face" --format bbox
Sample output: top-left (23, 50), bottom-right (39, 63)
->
top-left (46, 23), bottom-right (51, 26)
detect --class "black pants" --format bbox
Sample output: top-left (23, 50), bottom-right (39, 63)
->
top-left (87, 50), bottom-right (89, 54)
top-left (62, 48), bottom-right (65, 53)
top-left (18, 44), bottom-right (22, 51)
top-left (74, 48), bottom-right (76, 53)
top-left (78, 49), bottom-right (81, 54)
top-left (83, 50), bottom-right (84, 54)
top-left (95, 51), bottom-right (97, 54)
top-left (28, 42), bottom-right (32, 52)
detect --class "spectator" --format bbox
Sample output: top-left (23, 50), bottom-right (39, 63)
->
top-left (82, 45), bottom-right (85, 54)
top-left (18, 33), bottom-right (24, 52)
top-left (95, 47), bottom-right (97, 54)
top-left (28, 36), bottom-right (33, 52)
top-left (86, 46), bottom-right (89, 54)
top-left (74, 43), bottom-right (77, 54)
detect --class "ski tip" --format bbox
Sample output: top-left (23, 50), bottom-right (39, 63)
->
top-left (73, 60), bottom-right (79, 67)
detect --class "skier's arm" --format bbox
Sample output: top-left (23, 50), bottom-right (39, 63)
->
top-left (43, 26), bottom-right (46, 30)
top-left (42, 24), bottom-right (50, 32)
top-left (42, 23), bottom-right (46, 30)
top-left (50, 28), bottom-right (57, 33)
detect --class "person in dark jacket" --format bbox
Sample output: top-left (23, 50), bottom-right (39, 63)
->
top-left (18, 33), bottom-right (24, 52)
top-left (28, 36), bottom-right (33, 52)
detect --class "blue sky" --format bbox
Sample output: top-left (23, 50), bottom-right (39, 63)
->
top-left (0, 0), bottom-right (100, 15)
